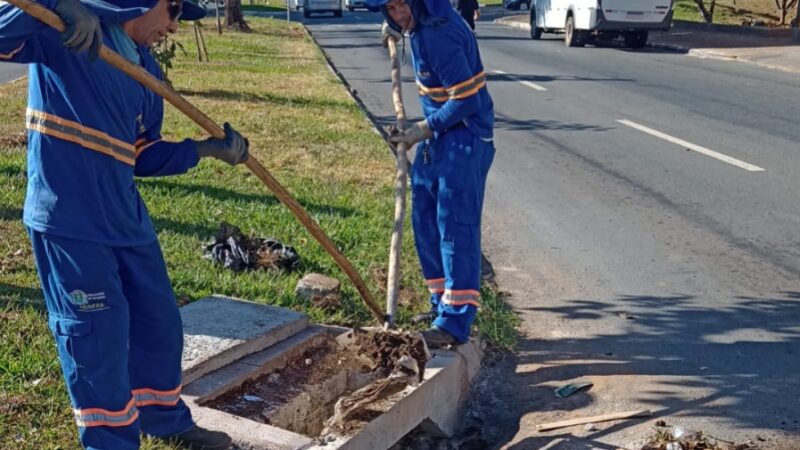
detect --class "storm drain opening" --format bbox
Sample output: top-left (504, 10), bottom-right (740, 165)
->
top-left (202, 329), bottom-right (428, 439)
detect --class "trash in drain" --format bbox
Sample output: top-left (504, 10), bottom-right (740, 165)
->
top-left (202, 329), bottom-right (428, 439)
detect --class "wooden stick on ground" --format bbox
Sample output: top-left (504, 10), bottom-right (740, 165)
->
top-left (11, 0), bottom-right (386, 324)
top-left (536, 410), bottom-right (652, 432)
top-left (383, 37), bottom-right (409, 329)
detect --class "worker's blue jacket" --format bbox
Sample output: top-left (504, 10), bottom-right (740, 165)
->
top-left (0, 0), bottom-right (200, 246)
top-left (405, 0), bottom-right (494, 140)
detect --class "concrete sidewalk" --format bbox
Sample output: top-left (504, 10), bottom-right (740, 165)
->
top-left (495, 15), bottom-right (800, 74)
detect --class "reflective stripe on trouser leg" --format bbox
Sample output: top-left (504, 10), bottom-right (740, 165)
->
top-left (412, 140), bottom-right (446, 315)
top-left (28, 229), bottom-right (141, 450)
top-left (116, 241), bottom-right (194, 437)
top-left (431, 130), bottom-right (495, 342)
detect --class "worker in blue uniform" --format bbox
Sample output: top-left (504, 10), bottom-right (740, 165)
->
top-left (0, 1), bottom-right (246, 448)
top-left (366, 0), bottom-right (495, 348)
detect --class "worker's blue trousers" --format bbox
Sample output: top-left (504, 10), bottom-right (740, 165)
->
top-left (28, 230), bottom-right (194, 450)
top-left (411, 128), bottom-right (495, 343)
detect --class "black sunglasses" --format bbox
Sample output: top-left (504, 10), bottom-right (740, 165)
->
top-left (168, 0), bottom-right (183, 20)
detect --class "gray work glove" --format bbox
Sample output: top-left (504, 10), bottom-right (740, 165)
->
top-left (387, 119), bottom-right (433, 146)
top-left (195, 123), bottom-right (249, 166)
top-left (54, 0), bottom-right (102, 62)
top-left (381, 21), bottom-right (403, 48)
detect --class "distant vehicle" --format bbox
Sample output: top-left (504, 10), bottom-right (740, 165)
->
top-left (288, 0), bottom-right (301, 10)
top-left (503, 0), bottom-right (530, 11)
top-left (304, 0), bottom-right (342, 16)
top-left (529, 0), bottom-right (674, 48)
top-left (345, 0), bottom-right (368, 11)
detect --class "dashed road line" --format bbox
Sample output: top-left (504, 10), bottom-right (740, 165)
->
top-left (493, 69), bottom-right (547, 92)
top-left (617, 119), bottom-right (765, 172)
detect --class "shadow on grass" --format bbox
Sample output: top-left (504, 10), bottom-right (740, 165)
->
top-left (177, 88), bottom-right (355, 111)
top-left (0, 283), bottom-right (45, 312)
top-left (138, 178), bottom-right (358, 218)
top-left (0, 206), bottom-right (22, 221)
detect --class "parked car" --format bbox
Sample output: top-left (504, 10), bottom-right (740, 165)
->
top-left (304, 0), bottom-right (342, 16)
top-left (504, 0), bottom-right (529, 11)
top-left (529, 0), bottom-right (674, 48)
top-left (345, 0), bottom-right (367, 11)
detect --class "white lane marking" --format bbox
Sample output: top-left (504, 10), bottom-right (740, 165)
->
top-left (493, 69), bottom-right (547, 92)
top-left (617, 119), bottom-right (765, 172)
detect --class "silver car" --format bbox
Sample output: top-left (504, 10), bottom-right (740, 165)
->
top-left (303, 0), bottom-right (342, 17)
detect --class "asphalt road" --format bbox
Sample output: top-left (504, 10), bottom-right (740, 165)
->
top-left (0, 62), bottom-right (25, 84)
top-left (306, 11), bottom-right (799, 449)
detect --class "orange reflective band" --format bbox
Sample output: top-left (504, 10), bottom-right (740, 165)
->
top-left (442, 289), bottom-right (480, 307)
top-left (135, 139), bottom-right (162, 157)
top-left (25, 109), bottom-right (137, 166)
top-left (0, 42), bottom-right (25, 60)
top-left (417, 71), bottom-right (486, 103)
top-left (132, 385), bottom-right (182, 407)
top-left (426, 278), bottom-right (445, 293)
top-left (74, 397), bottom-right (139, 428)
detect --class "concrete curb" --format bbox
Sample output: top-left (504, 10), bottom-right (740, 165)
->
top-left (672, 19), bottom-right (793, 38)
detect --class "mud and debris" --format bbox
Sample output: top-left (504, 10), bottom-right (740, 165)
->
top-left (204, 329), bottom-right (429, 438)
top-left (641, 424), bottom-right (758, 450)
top-left (204, 222), bottom-right (299, 272)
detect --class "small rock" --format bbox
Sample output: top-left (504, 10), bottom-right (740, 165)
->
top-left (305, 358), bottom-right (313, 365)
top-left (267, 373), bottom-right (280, 383)
top-left (700, 366), bottom-right (709, 371)
top-left (295, 273), bottom-right (341, 306)
top-left (29, 378), bottom-right (43, 387)
top-left (584, 423), bottom-right (597, 431)
top-left (243, 395), bottom-right (263, 402)
top-left (655, 420), bottom-right (667, 427)
top-left (618, 312), bottom-right (635, 320)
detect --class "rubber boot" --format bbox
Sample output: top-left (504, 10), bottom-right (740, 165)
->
top-left (421, 326), bottom-right (460, 349)
top-left (161, 425), bottom-right (232, 450)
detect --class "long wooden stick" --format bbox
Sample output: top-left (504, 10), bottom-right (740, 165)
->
top-left (383, 37), bottom-right (409, 329)
top-left (11, 0), bottom-right (385, 324)
top-left (536, 410), bottom-right (652, 432)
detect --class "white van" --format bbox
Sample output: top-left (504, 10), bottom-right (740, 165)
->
top-left (529, 0), bottom-right (674, 48)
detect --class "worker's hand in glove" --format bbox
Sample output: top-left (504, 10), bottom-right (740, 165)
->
top-left (54, 0), bottom-right (102, 62)
top-left (381, 21), bottom-right (403, 48)
top-left (195, 123), bottom-right (250, 166)
top-left (386, 120), bottom-right (433, 146)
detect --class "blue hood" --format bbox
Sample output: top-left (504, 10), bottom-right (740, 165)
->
top-left (82, 0), bottom-right (206, 23)
top-left (365, 0), bottom-right (451, 32)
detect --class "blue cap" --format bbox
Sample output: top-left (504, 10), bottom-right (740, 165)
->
top-left (83, 0), bottom-right (206, 23)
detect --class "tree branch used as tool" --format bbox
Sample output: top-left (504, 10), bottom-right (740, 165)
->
top-left (383, 36), bottom-right (409, 329)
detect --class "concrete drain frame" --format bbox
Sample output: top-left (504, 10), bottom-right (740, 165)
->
top-left (180, 296), bottom-right (483, 450)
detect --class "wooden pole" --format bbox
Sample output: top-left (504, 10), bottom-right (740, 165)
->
top-left (10, 0), bottom-right (386, 324)
top-left (536, 410), bottom-right (652, 432)
top-left (383, 37), bottom-right (409, 329)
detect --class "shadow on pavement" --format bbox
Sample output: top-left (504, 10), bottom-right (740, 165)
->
top-left (470, 293), bottom-right (800, 449)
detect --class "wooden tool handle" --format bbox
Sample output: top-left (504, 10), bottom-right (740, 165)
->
top-left (384, 37), bottom-right (409, 328)
top-left (11, 0), bottom-right (385, 323)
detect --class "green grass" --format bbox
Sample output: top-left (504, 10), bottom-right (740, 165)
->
top-left (0, 17), bottom-right (517, 449)
top-left (673, 0), bottom-right (782, 26)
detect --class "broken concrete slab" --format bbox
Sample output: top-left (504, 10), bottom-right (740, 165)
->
top-left (181, 295), bottom-right (309, 385)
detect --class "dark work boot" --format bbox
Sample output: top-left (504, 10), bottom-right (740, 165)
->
top-left (421, 326), bottom-right (460, 349)
top-left (162, 425), bottom-right (232, 450)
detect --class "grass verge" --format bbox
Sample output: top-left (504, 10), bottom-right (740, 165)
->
top-left (674, 0), bottom-right (782, 26)
top-left (0, 17), bottom-right (517, 449)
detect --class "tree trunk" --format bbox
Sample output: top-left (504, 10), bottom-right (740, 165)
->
top-left (693, 0), bottom-right (715, 23)
top-left (776, 0), bottom-right (799, 25)
top-left (225, 0), bottom-right (252, 32)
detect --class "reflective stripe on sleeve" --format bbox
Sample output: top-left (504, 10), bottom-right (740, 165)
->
top-left (25, 108), bottom-right (137, 166)
top-left (417, 71), bottom-right (486, 103)
top-left (0, 42), bottom-right (25, 60)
